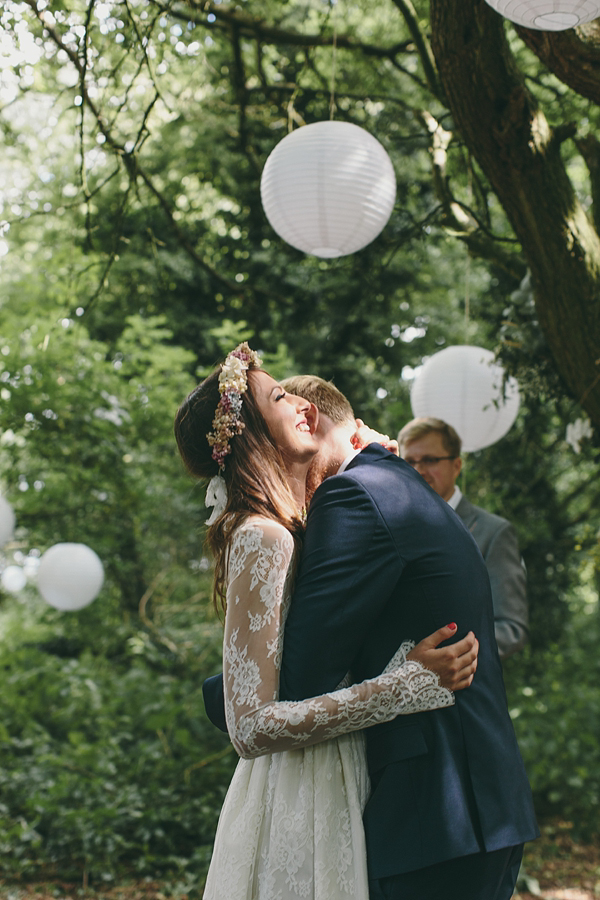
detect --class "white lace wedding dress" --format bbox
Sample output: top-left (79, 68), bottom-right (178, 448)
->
top-left (203, 516), bottom-right (455, 900)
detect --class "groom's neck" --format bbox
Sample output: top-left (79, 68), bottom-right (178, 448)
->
top-left (306, 420), bottom-right (356, 499)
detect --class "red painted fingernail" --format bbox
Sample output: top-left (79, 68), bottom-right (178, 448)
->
top-left (447, 622), bottom-right (457, 630)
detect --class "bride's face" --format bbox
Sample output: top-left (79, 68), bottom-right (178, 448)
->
top-left (251, 370), bottom-right (319, 464)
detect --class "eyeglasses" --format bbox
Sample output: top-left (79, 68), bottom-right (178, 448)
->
top-left (404, 455), bottom-right (457, 468)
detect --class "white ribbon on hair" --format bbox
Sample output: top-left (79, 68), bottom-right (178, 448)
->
top-left (205, 474), bottom-right (228, 525)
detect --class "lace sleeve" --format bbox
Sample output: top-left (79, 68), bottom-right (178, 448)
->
top-left (224, 518), bottom-right (454, 760)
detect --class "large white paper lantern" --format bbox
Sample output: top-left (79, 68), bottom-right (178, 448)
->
top-left (37, 542), bottom-right (104, 611)
top-left (410, 345), bottom-right (520, 452)
top-left (1, 565), bottom-right (27, 593)
top-left (484, 0), bottom-right (600, 30)
top-left (260, 121), bottom-right (396, 258)
top-left (0, 496), bottom-right (15, 547)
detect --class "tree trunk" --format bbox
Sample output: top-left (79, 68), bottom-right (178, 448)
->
top-left (429, 0), bottom-right (600, 426)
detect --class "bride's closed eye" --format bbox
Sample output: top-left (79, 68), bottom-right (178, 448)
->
top-left (275, 390), bottom-right (286, 401)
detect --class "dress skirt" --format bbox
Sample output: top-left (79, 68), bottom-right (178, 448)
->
top-left (203, 731), bottom-right (370, 900)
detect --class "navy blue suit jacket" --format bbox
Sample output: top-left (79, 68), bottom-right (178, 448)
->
top-left (204, 445), bottom-right (538, 878)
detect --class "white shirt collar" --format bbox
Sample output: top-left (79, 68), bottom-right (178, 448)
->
top-left (337, 449), bottom-right (360, 474)
top-left (447, 485), bottom-right (462, 510)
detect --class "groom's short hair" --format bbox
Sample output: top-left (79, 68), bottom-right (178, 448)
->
top-left (282, 375), bottom-right (355, 426)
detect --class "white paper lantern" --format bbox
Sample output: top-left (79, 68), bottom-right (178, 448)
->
top-left (0, 496), bottom-right (15, 547)
top-left (410, 345), bottom-right (520, 452)
top-left (37, 542), bottom-right (104, 611)
top-left (484, 0), bottom-right (600, 30)
top-left (1, 565), bottom-right (27, 593)
top-left (260, 121), bottom-right (396, 258)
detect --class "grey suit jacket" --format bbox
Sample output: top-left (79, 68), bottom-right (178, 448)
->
top-left (455, 496), bottom-right (528, 658)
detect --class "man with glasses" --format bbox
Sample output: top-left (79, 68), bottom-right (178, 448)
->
top-left (398, 416), bottom-right (528, 659)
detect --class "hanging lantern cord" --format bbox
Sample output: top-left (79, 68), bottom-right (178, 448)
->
top-left (464, 154), bottom-right (472, 337)
top-left (329, 1), bottom-right (338, 120)
top-left (465, 254), bottom-right (470, 332)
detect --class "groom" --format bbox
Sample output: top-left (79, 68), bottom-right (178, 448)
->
top-left (204, 375), bottom-right (539, 900)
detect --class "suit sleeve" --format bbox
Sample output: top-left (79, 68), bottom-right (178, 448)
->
top-left (485, 521), bottom-right (529, 659)
top-left (202, 673), bottom-right (227, 733)
top-left (279, 474), bottom-right (405, 702)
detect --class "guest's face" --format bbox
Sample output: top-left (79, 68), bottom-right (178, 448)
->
top-left (251, 370), bottom-right (319, 464)
top-left (401, 431), bottom-right (462, 501)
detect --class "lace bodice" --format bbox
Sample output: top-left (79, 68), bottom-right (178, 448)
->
top-left (223, 517), bottom-right (454, 759)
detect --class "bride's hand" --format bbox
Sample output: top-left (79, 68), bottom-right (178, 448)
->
top-left (407, 624), bottom-right (479, 691)
top-left (351, 418), bottom-right (399, 455)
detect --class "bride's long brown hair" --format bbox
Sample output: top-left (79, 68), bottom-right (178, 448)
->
top-left (174, 365), bottom-right (305, 612)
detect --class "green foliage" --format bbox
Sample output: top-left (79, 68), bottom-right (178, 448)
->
top-left (504, 594), bottom-right (600, 839)
top-left (0, 0), bottom-right (598, 882)
top-left (0, 262), bottom-right (239, 882)
top-left (0, 309), bottom-right (200, 602)
top-left (461, 391), bottom-right (600, 648)
top-left (0, 585), bottom-right (233, 884)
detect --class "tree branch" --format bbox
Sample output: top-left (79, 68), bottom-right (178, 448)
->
top-left (164, 0), bottom-right (414, 60)
top-left (20, 0), bottom-right (272, 301)
top-left (430, 0), bottom-right (600, 426)
top-left (516, 23), bottom-right (600, 106)
top-left (417, 109), bottom-right (526, 279)
top-left (576, 133), bottom-right (600, 235)
top-left (389, 0), bottom-right (444, 100)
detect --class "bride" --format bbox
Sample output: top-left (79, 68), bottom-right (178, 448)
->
top-left (174, 343), bottom-right (478, 900)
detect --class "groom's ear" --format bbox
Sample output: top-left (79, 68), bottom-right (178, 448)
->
top-left (306, 402), bottom-right (320, 436)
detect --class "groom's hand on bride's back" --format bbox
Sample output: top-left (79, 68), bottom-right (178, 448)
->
top-left (407, 623), bottom-right (479, 691)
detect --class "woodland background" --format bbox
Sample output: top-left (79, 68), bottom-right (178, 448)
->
top-left (0, 0), bottom-right (599, 890)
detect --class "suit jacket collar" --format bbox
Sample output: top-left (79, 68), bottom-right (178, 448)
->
top-left (345, 444), bottom-right (391, 467)
top-left (345, 443), bottom-right (412, 471)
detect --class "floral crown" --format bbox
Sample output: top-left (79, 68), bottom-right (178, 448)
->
top-left (206, 341), bottom-right (262, 471)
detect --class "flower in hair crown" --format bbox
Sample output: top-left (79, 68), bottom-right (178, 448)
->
top-left (207, 341), bottom-right (262, 470)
